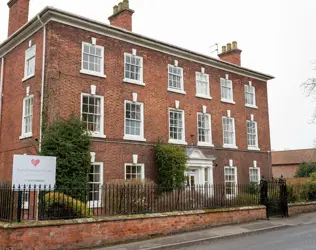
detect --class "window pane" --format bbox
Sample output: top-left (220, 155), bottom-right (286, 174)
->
top-left (168, 65), bottom-right (183, 90)
top-left (81, 95), bottom-right (102, 133)
top-left (169, 110), bottom-right (184, 140)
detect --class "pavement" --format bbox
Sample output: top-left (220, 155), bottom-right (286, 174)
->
top-left (95, 212), bottom-right (316, 250)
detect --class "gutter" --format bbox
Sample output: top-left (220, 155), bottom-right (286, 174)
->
top-left (0, 57), bottom-right (4, 124)
top-left (38, 15), bottom-right (46, 151)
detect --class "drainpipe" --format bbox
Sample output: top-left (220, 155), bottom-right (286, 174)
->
top-left (267, 150), bottom-right (271, 180)
top-left (0, 57), bottom-right (4, 124)
top-left (38, 15), bottom-right (46, 151)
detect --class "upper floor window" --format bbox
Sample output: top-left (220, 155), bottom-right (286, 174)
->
top-left (247, 120), bottom-right (259, 150)
top-left (169, 109), bottom-right (186, 144)
top-left (196, 72), bottom-right (211, 99)
top-left (197, 113), bottom-right (213, 146)
top-left (81, 42), bottom-right (105, 78)
top-left (168, 64), bottom-right (185, 94)
top-left (220, 75), bottom-right (234, 104)
top-left (124, 53), bottom-right (144, 85)
top-left (245, 83), bottom-right (257, 108)
top-left (125, 164), bottom-right (145, 180)
top-left (23, 45), bottom-right (36, 81)
top-left (81, 93), bottom-right (105, 138)
top-left (20, 95), bottom-right (34, 139)
top-left (222, 115), bottom-right (236, 148)
top-left (88, 162), bottom-right (103, 207)
top-left (224, 166), bottom-right (237, 197)
top-left (124, 101), bottom-right (145, 141)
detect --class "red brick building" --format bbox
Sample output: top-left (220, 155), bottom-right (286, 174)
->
top-left (272, 149), bottom-right (316, 178)
top-left (0, 0), bottom-right (274, 198)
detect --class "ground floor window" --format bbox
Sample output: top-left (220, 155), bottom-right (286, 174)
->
top-left (125, 164), bottom-right (145, 180)
top-left (88, 162), bottom-right (103, 207)
top-left (249, 167), bottom-right (260, 183)
top-left (224, 166), bottom-right (237, 196)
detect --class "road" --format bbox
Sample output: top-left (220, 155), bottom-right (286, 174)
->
top-left (176, 223), bottom-right (316, 250)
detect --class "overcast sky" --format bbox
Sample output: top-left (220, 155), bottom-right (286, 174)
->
top-left (0, 0), bottom-right (315, 151)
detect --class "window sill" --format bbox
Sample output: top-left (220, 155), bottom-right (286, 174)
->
top-left (245, 104), bottom-right (258, 109)
top-left (168, 139), bottom-right (188, 145)
top-left (196, 94), bottom-right (212, 100)
top-left (91, 134), bottom-right (107, 139)
top-left (248, 147), bottom-right (261, 151)
top-left (19, 133), bottom-right (33, 140)
top-left (123, 78), bottom-right (145, 86)
top-left (123, 136), bottom-right (147, 142)
top-left (221, 99), bottom-right (236, 105)
top-left (80, 69), bottom-right (106, 78)
top-left (167, 88), bottom-right (186, 95)
top-left (222, 144), bottom-right (238, 149)
top-left (22, 74), bottom-right (35, 82)
top-left (197, 142), bottom-right (214, 147)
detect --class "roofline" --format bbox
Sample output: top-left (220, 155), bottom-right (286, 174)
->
top-left (0, 7), bottom-right (274, 81)
top-left (272, 148), bottom-right (316, 153)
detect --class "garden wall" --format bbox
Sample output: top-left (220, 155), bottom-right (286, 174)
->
top-left (0, 206), bottom-right (266, 250)
top-left (288, 202), bottom-right (316, 216)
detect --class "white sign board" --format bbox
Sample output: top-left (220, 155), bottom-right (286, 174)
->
top-left (12, 155), bottom-right (56, 188)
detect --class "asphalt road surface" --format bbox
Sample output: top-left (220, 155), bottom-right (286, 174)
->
top-left (176, 223), bottom-right (316, 250)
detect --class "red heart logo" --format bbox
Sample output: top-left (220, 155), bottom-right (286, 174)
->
top-left (31, 159), bottom-right (40, 167)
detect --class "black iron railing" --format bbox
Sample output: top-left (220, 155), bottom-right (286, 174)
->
top-left (0, 183), bottom-right (261, 222)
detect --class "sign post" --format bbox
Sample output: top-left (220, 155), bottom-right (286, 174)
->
top-left (12, 155), bottom-right (56, 221)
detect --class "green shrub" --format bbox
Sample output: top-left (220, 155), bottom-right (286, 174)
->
top-left (244, 182), bottom-right (259, 195)
top-left (40, 114), bottom-right (91, 201)
top-left (295, 162), bottom-right (316, 177)
top-left (155, 143), bottom-right (188, 190)
top-left (232, 193), bottom-right (258, 206)
top-left (300, 182), bottom-right (316, 201)
top-left (43, 192), bottom-right (90, 217)
top-left (287, 184), bottom-right (299, 203)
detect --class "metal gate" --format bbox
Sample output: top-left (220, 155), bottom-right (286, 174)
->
top-left (260, 179), bottom-right (288, 218)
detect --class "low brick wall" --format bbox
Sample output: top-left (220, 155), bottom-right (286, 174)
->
top-left (0, 206), bottom-right (266, 250)
top-left (288, 202), bottom-right (316, 216)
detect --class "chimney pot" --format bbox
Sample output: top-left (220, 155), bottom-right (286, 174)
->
top-left (118, 2), bottom-right (123, 11)
top-left (122, 0), bottom-right (129, 9)
top-left (222, 46), bottom-right (227, 53)
top-left (113, 5), bottom-right (118, 14)
top-left (232, 41), bottom-right (238, 49)
top-left (227, 43), bottom-right (232, 51)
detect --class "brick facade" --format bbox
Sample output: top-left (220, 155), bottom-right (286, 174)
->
top-left (0, 4), bottom-right (273, 185)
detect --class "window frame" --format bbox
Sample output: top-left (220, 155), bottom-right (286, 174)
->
top-left (168, 108), bottom-right (187, 145)
top-left (167, 64), bottom-right (186, 94)
top-left (244, 84), bottom-right (258, 109)
top-left (19, 95), bottom-right (34, 139)
top-left (222, 116), bottom-right (237, 149)
top-left (249, 167), bottom-right (261, 184)
top-left (123, 53), bottom-right (145, 86)
top-left (123, 100), bottom-right (146, 141)
top-left (124, 163), bottom-right (145, 180)
top-left (224, 166), bottom-right (238, 198)
top-left (80, 42), bottom-right (106, 78)
top-left (196, 72), bottom-right (211, 99)
top-left (247, 120), bottom-right (260, 150)
top-left (220, 77), bottom-right (235, 104)
top-left (23, 45), bottom-right (36, 81)
top-left (80, 93), bottom-right (106, 138)
top-left (88, 162), bottom-right (104, 208)
top-left (197, 112), bottom-right (213, 147)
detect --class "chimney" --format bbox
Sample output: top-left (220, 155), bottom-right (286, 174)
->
top-left (7, 0), bottom-right (30, 37)
top-left (218, 41), bottom-right (242, 66)
top-left (108, 0), bottom-right (134, 31)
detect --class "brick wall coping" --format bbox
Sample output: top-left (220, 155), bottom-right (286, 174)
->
top-left (0, 205), bottom-right (265, 229)
top-left (288, 201), bottom-right (316, 207)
